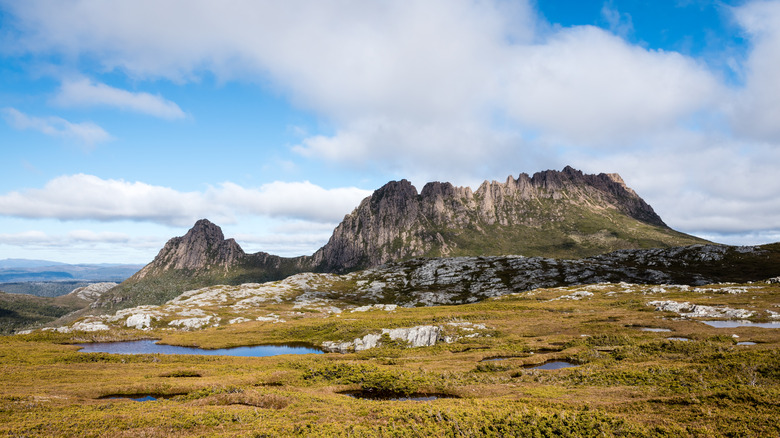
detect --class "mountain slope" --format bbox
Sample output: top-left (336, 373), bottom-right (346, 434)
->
top-left (94, 167), bottom-right (709, 310)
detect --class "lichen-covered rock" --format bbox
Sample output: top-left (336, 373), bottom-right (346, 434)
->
top-left (168, 316), bottom-right (215, 330)
top-left (321, 325), bottom-right (443, 353)
top-left (647, 300), bottom-right (755, 319)
top-left (68, 282), bottom-right (118, 301)
top-left (125, 313), bottom-right (151, 330)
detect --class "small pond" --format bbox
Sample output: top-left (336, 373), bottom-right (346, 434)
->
top-left (737, 341), bottom-right (757, 346)
top-left (99, 393), bottom-right (179, 402)
top-left (640, 328), bottom-right (672, 332)
top-left (700, 321), bottom-right (780, 329)
top-left (523, 361), bottom-right (578, 370)
top-left (481, 356), bottom-right (525, 362)
top-left (666, 337), bottom-right (690, 342)
top-left (77, 339), bottom-right (323, 356)
top-left (340, 391), bottom-right (458, 401)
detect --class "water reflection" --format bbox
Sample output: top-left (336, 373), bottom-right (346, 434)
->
top-left (524, 361), bottom-right (577, 370)
top-left (77, 339), bottom-right (323, 356)
top-left (700, 321), bottom-right (780, 328)
top-left (341, 391), bottom-right (457, 401)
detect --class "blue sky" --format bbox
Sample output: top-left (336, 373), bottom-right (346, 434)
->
top-left (1, 0), bottom-right (779, 264)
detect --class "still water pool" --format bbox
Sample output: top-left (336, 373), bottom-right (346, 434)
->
top-left (700, 321), bottom-right (780, 329)
top-left (77, 339), bottom-right (323, 356)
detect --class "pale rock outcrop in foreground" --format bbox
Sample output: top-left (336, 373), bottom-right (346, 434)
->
top-left (647, 300), bottom-right (756, 319)
top-left (321, 325), bottom-right (444, 353)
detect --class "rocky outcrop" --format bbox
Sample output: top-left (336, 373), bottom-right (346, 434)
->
top-left (46, 242), bottom-right (779, 336)
top-left (67, 282), bottom-right (117, 301)
top-left (648, 300), bottom-right (756, 319)
top-left (321, 325), bottom-right (443, 353)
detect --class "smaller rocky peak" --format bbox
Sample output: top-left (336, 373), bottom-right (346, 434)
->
top-left (420, 181), bottom-right (456, 200)
top-left (181, 218), bottom-right (227, 247)
top-left (562, 165), bottom-right (584, 179)
top-left (369, 179), bottom-right (419, 213)
top-left (136, 219), bottom-right (245, 277)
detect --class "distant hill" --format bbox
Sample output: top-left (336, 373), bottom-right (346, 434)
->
top-left (0, 259), bottom-right (68, 269)
top-left (94, 166), bottom-right (710, 310)
top-left (0, 283), bottom-right (115, 334)
top-left (0, 261), bottom-right (144, 284)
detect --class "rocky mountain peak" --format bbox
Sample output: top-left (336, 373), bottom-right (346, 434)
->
top-left (310, 166), bottom-right (694, 272)
top-left (134, 219), bottom-right (245, 279)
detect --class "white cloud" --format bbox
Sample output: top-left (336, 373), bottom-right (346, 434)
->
top-left (501, 26), bottom-right (721, 145)
top-left (0, 174), bottom-right (371, 227)
top-left (0, 228), bottom-right (165, 264)
top-left (573, 129), bottom-right (780, 243)
top-left (600, 2), bottom-right (634, 39)
top-left (0, 230), bottom-right (129, 247)
top-left (2, 0), bottom-right (780, 245)
top-left (52, 78), bottom-right (185, 120)
top-left (233, 230), bottom-right (334, 258)
top-left (215, 181), bottom-right (370, 223)
top-left (0, 231), bottom-right (50, 246)
top-left (728, 0), bottom-right (780, 142)
top-left (2, 107), bottom-right (112, 146)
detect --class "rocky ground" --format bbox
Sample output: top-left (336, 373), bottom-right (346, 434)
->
top-left (38, 253), bottom-right (780, 353)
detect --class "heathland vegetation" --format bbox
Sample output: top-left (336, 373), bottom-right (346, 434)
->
top-left (1, 281), bottom-right (778, 436)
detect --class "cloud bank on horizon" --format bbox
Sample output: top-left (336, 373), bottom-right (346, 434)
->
top-left (1, 0), bottom-right (779, 263)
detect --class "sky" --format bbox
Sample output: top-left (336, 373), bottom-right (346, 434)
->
top-left (1, 0), bottom-right (779, 264)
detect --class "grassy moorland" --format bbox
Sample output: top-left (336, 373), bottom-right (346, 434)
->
top-left (1, 282), bottom-right (778, 437)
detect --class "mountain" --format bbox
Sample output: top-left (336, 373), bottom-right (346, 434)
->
top-left (94, 219), bottom-right (305, 309)
top-left (309, 166), bottom-right (704, 272)
top-left (93, 167), bottom-right (709, 310)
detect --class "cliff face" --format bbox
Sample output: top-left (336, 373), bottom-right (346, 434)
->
top-left (310, 166), bottom-right (697, 272)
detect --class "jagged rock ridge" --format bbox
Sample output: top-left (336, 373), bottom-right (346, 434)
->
top-left (310, 166), bottom-right (699, 272)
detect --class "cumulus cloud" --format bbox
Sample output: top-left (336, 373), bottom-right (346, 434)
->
top-left (233, 229), bottom-right (335, 258)
top-left (52, 78), bottom-right (185, 120)
top-left (728, 0), bottom-right (780, 142)
top-left (0, 229), bottom-right (164, 264)
top-left (574, 129), bottom-right (780, 242)
top-left (600, 2), bottom-right (634, 39)
top-left (501, 27), bottom-right (722, 145)
top-left (2, 0), bottom-right (780, 244)
top-left (0, 230), bottom-right (130, 247)
top-left (2, 107), bottom-right (112, 146)
top-left (1, 0), bottom-right (719, 168)
top-left (0, 174), bottom-right (371, 227)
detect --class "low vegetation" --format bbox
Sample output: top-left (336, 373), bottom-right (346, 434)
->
top-left (0, 292), bottom-right (87, 335)
top-left (1, 280), bottom-right (778, 436)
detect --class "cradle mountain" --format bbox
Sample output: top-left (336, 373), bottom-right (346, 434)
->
top-left (93, 166), bottom-right (724, 310)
